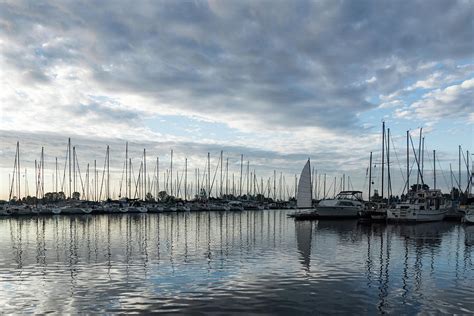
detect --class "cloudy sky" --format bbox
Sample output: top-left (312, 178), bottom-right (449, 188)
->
top-left (0, 0), bottom-right (473, 200)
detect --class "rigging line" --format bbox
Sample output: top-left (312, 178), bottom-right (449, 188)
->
top-left (210, 154), bottom-right (221, 194)
top-left (435, 155), bottom-right (451, 192)
top-left (134, 162), bottom-right (142, 199)
top-left (118, 158), bottom-right (126, 198)
top-left (399, 159), bottom-right (417, 196)
top-left (61, 147), bottom-right (68, 192)
top-left (409, 134), bottom-right (424, 185)
top-left (98, 149), bottom-right (107, 201)
top-left (8, 147), bottom-right (17, 200)
top-left (390, 135), bottom-right (406, 185)
top-left (74, 152), bottom-right (86, 198)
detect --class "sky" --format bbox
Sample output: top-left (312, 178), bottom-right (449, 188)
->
top-left (0, 0), bottom-right (473, 200)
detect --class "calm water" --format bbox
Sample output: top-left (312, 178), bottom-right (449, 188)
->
top-left (0, 210), bottom-right (473, 314)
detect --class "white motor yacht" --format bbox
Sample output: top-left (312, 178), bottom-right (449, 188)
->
top-left (315, 191), bottom-right (365, 218)
top-left (387, 189), bottom-right (448, 222)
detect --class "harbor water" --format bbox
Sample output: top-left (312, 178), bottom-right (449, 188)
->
top-left (0, 210), bottom-right (473, 314)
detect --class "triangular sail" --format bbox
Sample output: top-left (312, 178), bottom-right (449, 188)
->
top-left (297, 159), bottom-right (312, 208)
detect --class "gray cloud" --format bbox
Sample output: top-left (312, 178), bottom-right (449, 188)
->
top-left (1, 0), bottom-right (472, 131)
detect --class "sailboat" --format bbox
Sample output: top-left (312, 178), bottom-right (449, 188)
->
top-left (296, 159), bottom-right (313, 209)
top-left (289, 159), bottom-right (317, 219)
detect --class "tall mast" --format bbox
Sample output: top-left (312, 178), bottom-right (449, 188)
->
top-left (68, 138), bottom-right (71, 198)
top-left (125, 142), bottom-right (128, 198)
top-left (225, 158), bottom-right (229, 196)
top-left (381, 121), bottom-right (385, 201)
top-left (107, 145), bottom-right (110, 200)
top-left (323, 173), bottom-right (326, 199)
top-left (459, 145), bottom-right (462, 191)
top-left (387, 128), bottom-right (391, 203)
top-left (240, 154), bottom-right (243, 197)
top-left (433, 150), bottom-right (436, 190)
top-left (17, 142), bottom-right (21, 200)
top-left (406, 131), bottom-right (409, 194)
top-left (450, 164), bottom-right (454, 199)
top-left (129, 158), bottom-right (132, 198)
top-left (34, 159), bottom-right (37, 199)
top-left (246, 161), bottom-right (250, 196)
top-left (94, 159), bottom-right (97, 201)
top-left (55, 157), bottom-right (58, 192)
top-left (220, 150), bottom-right (223, 198)
top-left (421, 137), bottom-right (425, 179)
top-left (170, 149), bottom-right (173, 197)
top-left (368, 152), bottom-right (373, 202)
top-left (157, 157), bottom-right (159, 198)
top-left (143, 148), bottom-right (146, 200)
top-left (86, 163), bottom-right (89, 201)
top-left (207, 152), bottom-right (211, 198)
top-left (41, 146), bottom-right (44, 199)
top-left (73, 146), bottom-right (76, 195)
top-left (416, 128), bottom-right (422, 188)
top-left (273, 170), bottom-right (276, 200)
top-left (185, 157), bottom-right (188, 201)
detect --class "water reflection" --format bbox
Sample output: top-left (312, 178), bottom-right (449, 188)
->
top-left (0, 212), bottom-right (473, 314)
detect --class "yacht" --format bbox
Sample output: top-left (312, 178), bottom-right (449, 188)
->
top-left (387, 189), bottom-right (448, 222)
top-left (461, 197), bottom-right (474, 224)
top-left (315, 191), bottom-right (365, 218)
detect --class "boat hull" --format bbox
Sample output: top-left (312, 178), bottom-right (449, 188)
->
top-left (315, 206), bottom-right (360, 218)
top-left (387, 208), bottom-right (447, 222)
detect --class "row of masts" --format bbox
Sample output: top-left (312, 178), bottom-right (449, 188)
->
top-left (368, 122), bottom-right (471, 202)
top-left (8, 139), bottom-right (354, 202)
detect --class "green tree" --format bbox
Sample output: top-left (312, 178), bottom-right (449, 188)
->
top-left (72, 192), bottom-right (81, 200)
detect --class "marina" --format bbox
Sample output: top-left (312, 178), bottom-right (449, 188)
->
top-left (0, 211), bottom-right (473, 314)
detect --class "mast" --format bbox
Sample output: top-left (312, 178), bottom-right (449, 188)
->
top-left (73, 146), bottom-right (76, 195)
top-left (459, 145), bottom-right (461, 191)
top-left (273, 170), bottom-right (276, 201)
top-left (416, 128), bottom-right (422, 189)
top-left (387, 128), bottom-right (391, 203)
top-left (421, 137), bottom-right (425, 179)
top-left (170, 149), bottom-right (173, 197)
top-left (368, 152), bottom-right (373, 202)
top-left (323, 173), bottom-right (326, 199)
top-left (207, 152), bottom-right (210, 199)
top-left (433, 150), bottom-right (436, 190)
top-left (240, 154), bottom-right (243, 197)
top-left (406, 131), bottom-right (409, 194)
top-left (125, 142), bottom-right (128, 198)
top-left (129, 158), bottom-right (132, 198)
top-left (55, 157), bottom-right (58, 192)
top-left (381, 122), bottom-right (385, 201)
top-left (450, 164), bottom-right (454, 199)
top-left (68, 138), bottom-right (71, 198)
top-left (143, 148), bottom-right (146, 200)
top-left (41, 146), bottom-right (44, 199)
top-left (94, 159), bottom-right (97, 202)
top-left (86, 163), bottom-right (89, 201)
top-left (157, 157), bottom-right (159, 198)
top-left (17, 142), bottom-right (21, 200)
top-left (185, 157), bottom-right (188, 201)
top-left (107, 145), bottom-right (110, 200)
top-left (246, 161), bottom-right (250, 196)
top-left (220, 150), bottom-right (223, 198)
top-left (225, 158), bottom-right (229, 196)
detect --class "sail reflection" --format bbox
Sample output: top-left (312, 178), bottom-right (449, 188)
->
top-left (0, 212), bottom-right (472, 314)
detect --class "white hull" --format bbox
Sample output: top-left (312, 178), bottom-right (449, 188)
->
top-left (462, 211), bottom-right (474, 224)
top-left (316, 206), bottom-right (360, 218)
top-left (387, 208), bottom-right (447, 222)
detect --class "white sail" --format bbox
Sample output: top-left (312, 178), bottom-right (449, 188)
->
top-left (297, 159), bottom-right (312, 208)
